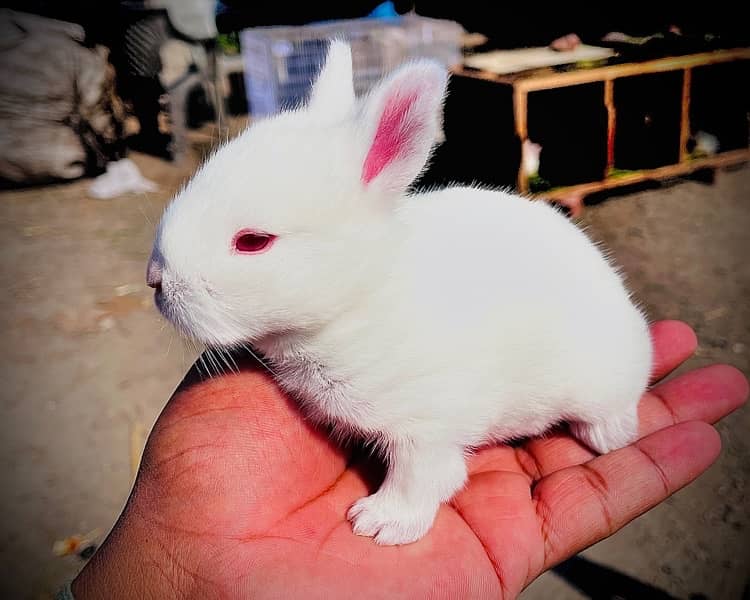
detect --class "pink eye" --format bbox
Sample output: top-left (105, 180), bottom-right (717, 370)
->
top-left (233, 230), bottom-right (276, 253)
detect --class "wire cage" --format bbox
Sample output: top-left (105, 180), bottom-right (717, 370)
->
top-left (239, 14), bottom-right (464, 117)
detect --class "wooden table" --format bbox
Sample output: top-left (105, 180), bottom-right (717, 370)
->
top-left (451, 48), bottom-right (750, 208)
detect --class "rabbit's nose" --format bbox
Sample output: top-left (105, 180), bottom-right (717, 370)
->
top-left (146, 259), bottom-right (162, 290)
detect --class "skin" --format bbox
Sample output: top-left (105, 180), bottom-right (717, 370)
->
top-left (72, 320), bottom-right (747, 599)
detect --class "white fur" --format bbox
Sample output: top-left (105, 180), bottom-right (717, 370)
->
top-left (149, 41), bottom-right (653, 545)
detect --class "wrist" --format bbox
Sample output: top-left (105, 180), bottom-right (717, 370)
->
top-left (70, 505), bottom-right (193, 600)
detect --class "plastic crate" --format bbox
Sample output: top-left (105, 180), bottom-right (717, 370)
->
top-left (239, 15), bottom-right (464, 117)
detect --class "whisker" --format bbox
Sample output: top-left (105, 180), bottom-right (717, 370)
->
top-left (195, 354), bottom-right (206, 378)
top-left (241, 343), bottom-right (278, 378)
top-left (215, 346), bottom-right (234, 374)
top-left (209, 347), bottom-right (225, 377)
top-left (185, 338), bottom-right (202, 371)
top-left (204, 347), bottom-right (219, 377)
top-left (216, 347), bottom-right (228, 376)
top-left (195, 342), bottom-right (209, 378)
top-left (137, 201), bottom-right (154, 228)
top-left (222, 347), bottom-right (239, 374)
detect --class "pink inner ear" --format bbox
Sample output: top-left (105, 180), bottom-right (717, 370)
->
top-left (362, 91), bottom-right (420, 184)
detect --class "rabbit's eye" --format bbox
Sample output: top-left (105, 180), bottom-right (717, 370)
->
top-left (233, 230), bottom-right (276, 254)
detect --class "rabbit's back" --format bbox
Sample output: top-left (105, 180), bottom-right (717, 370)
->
top-left (345, 186), bottom-right (655, 440)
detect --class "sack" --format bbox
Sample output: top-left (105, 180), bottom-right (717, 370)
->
top-left (0, 10), bottom-right (126, 185)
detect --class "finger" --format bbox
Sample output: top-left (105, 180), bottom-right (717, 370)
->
top-left (640, 364), bottom-right (748, 435)
top-left (516, 363), bottom-right (747, 480)
top-left (648, 320), bottom-right (697, 383)
top-left (467, 444), bottom-right (521, 475)
top-left (453, 469), bottom-right (544, 597)
top-left (470, 320), bottom-right (702, 479)
top-left (516, 433), bottom-right (594, 481)
top-left (532, 421), bottom-right (721, 575)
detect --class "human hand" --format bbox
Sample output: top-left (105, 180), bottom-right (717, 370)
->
top-left (72, 321), bottom-right (747, 599)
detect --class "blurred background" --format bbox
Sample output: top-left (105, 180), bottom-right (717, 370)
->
top-left (0, 1), bottom-right (748, 598)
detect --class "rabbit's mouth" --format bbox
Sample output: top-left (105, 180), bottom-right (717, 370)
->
top-left (154, 279), bottom-right (247, 348)
top-left (153, 281), bottom-right (188, 333)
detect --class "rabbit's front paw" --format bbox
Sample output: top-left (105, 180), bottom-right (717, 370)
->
top-left (347, 492), bottom-right (438, 546)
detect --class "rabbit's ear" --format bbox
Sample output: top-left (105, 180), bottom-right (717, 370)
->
top-left (359, 61), bottom-right (448, 196)
top-left (307, 40), bottom-right (355, 121)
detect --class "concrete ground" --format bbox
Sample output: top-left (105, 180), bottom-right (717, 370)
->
top-left (0, 138), bottom-right (747, 599)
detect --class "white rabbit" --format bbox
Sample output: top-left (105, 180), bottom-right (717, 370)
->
top-left (148, 41), bottom-right (653, 546)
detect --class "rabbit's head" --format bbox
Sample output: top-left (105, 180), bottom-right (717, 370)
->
top-left (148, 41), bottom-right (448, 347)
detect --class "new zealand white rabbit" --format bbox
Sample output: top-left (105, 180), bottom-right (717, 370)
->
top-left (147, 41), bottom-right (652, 545)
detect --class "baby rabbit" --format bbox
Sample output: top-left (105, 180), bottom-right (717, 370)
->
top-left (147, 41), bottom-right (652, 545)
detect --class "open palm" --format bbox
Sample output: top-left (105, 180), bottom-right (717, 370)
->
top-left (74, 321), bottom-right (747, 600)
